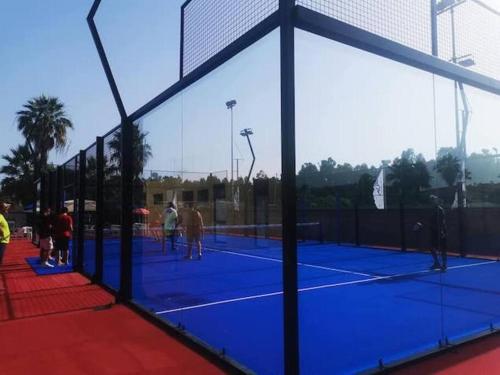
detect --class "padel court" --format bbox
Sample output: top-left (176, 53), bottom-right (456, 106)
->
top-left (86, 228), bottom-right (500, 374)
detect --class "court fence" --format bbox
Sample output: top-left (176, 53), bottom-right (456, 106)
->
top-left (30, 1), bottom-right (500, 374)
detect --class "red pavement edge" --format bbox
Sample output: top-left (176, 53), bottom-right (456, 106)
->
top-left (0, 240), bottom-right (225, 375)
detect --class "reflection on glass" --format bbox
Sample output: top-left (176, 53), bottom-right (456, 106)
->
top-left (62, 157), bottom-right (78, 266)
top-left (131, 30), bottom-right (284, 374)
top-left (296, 30), bottom-right (500, 373)
top-left (83, 145), bottom-right (98, 276)
top-left (102, 129), bottom-right (122, 291)
top-left (94, 0), bottom-right (183, 112)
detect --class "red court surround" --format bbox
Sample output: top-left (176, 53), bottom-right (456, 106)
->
top-left (0, 240), bottom-right (224, 374)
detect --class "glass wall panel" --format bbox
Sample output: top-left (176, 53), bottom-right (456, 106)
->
top-left (131, 30), bottom-right (283, 374)
top-left (63, 157), bottom-right (78, 266)
top-left (439, 84), bottom-right (500, 343)
top-left (33, 179), bottom-right (41, 245)
top-left (94, 0), bottom-right (183, 113)
top-left (296, 28), bottom-right (500, 373)
top-left (102, 128), bottom-right (122, 291)
top-left (83, 144), bottom-right (98, 277)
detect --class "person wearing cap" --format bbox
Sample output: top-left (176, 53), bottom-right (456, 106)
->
top-left (0, 202), bottom-right (11, 265)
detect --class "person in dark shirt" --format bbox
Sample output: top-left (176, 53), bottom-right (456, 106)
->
top-left (429, 195), bottom-right (447, 271)
top-left (54, 207), bottom-right (73, 266)
top-left (38, 208), bottom-right (54, 267)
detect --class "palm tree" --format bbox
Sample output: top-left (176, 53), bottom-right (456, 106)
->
top-left (16, 95), bottom-right (73, 177)
top-left (0, 144), bottom-right (35, 205)
top-left (108, 123), bottom-right (152, 180)
top-left (436, 153), bottom-right (461, 187)
top-left (387, 149), bottom-right (431, 205)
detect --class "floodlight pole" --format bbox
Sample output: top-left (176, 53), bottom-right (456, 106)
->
top-left (226, 100), bottom-right (237, 183)
top-left (235, 158), bottom-right (244, 180)
top-left (240, 129), bottom-right (255, 183)
top-left (437, 0), bottom-right (469, 208)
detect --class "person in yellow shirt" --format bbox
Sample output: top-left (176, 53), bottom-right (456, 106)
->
top-left (0, 202), bottom-right (11, 265)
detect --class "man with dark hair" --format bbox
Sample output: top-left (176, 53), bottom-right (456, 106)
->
top-left (430, 195), bottom-right (447, 271)
top-left (54, 206), bottom-right (73, 266)
top-left (162, 202), bottom-right (178, 254)
top-left (0, 202), bottom-right (11, 265)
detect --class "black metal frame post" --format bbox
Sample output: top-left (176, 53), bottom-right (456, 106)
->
top-left (280, 0), bottom-right (299, 374)
top-left (77, 150), bottom-right (87, 272)
top-left (431, 0), bottom-right (438, 57)
top-left (120, 120), bottom-right (134, 301)
top-left (400, 202), bottom-right (407, 251)
top-left (32, 178), bottom-right (39, 245)
top-left (179, 2), bottom-right (186, 79)
top-left (56, 166), bottom-right (63, 213)
top-left (40, 173), bottom-right (47, 217)
top-left (49, 171), bottom-right (57, 212)
top-left (95, 136), bottom-right (104, 282)
top-left (87, 0), bottom-right (128, 120)
top-left (354, 203), bottom-right (360, 247)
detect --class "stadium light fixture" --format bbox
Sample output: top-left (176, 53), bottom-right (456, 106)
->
top-left (456, 54), bottom-right (476, 67)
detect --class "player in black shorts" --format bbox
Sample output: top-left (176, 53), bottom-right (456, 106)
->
top-left (429, 195), bottom-right (447, 271)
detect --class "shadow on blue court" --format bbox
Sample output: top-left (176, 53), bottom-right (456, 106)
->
top-left (92, 237), bottom-right (500, 374)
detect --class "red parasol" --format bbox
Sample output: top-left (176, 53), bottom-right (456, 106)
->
top-left (133, 208), bottom-right (150, 215)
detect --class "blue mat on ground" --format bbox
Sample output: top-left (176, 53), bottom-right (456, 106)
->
top-left (26, 257), bottom-right (73, 275)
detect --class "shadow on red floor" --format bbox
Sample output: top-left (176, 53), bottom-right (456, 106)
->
top-left (0, 240), bottom-right (224, 374)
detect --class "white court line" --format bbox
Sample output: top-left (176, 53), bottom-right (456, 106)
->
top-left (156, 260), bottom-right (497, 315)
top-left (202, 246), bottom-right (373, 277)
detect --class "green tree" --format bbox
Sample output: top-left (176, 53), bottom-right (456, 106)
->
top-left (357, 173), bottom-right (376, 207)
top-left (108, 123), bottom-right (153, 180)
top-left (387, 149), bottom-right (431, 205)
top-left (0, 144), bottom-right (35, 205)
top-left (16, 95), bottom-right (73, 177)
top-left (436, 153), bottom-right (461, 187)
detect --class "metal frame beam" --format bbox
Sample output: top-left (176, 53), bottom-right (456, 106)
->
top-left (77, 150), bottom-right (87, 272)
top-left (280, 1), bottom-right (299, 374)
top-left (294, 5), bottom-right (500, 96)
top-left (87, 0), bottom-right (128, 120)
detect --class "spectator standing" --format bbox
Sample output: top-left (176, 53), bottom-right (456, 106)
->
top-left (0, 202), bottom-right (11, 265)
top-left (54, 207), bottom-right (73, 266)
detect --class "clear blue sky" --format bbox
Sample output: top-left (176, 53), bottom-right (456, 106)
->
top-left (1, 1), bottom-right (499, 181)
top-left (0, 0), bottom-right (184, 166)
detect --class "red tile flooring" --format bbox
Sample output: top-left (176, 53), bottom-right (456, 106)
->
top-left (0, 240), bottom-right (224, 375)
top-left (395, 333), bottom-right (500, 374)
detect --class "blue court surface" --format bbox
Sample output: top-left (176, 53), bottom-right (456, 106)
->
top-left (26, 257), bottom-right (73, 275)
top-left (86, 235), bottom-right (500, 374)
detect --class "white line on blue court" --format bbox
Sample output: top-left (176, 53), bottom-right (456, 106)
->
top-left (155, 260), bottom-right (497, 315)
top-left (202, 246), bottom-right (373, 277)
